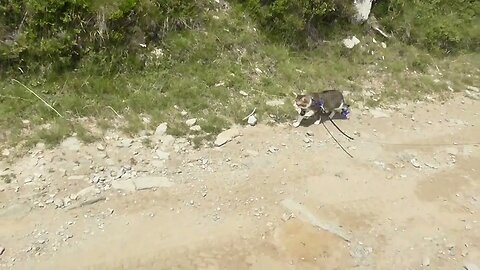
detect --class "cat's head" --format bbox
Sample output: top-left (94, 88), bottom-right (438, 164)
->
top-left (293, 93), bottom-right (311, 109)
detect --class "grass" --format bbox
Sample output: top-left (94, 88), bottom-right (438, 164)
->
top-left (0, 5), bottom-right (479, 151)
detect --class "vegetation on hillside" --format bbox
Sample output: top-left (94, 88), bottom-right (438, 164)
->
top-left (0, 0), bottom-right (478, 149)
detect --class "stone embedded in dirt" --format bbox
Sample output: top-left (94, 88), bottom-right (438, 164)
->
top-left (467, 86), bottom-right (479, 92)
top-left (75, 186), bottom-right (98, 198)
top-left (96, 144), bottom-right (106, 151)
top-left (465, 89), bottom-right (480, 100)
top-left (267, 146), bottom-right (279, 153)
top-left (60, 137), bottom-right (82, 152)
top-left (53, 198), bottom-right (64, 208)
top-left (155, 149), bottom-right (170, 160)
top-left (186, 118), bottom-right (197, 126)
top-left (464, 262), bottom-right (480, 270)
top-left (133, 176), bottom-right (174, 190)
top-left (369, 108), bottom-right (390, 118)
top-left (247, 115), bottom-right (257, 126)
top-left (111, 180), bottom-right (136, 193)
top-left (155, 123), bottom-right (168, 137)
top-left (410, 158), bottom-right (422, 168)
top-left (190, 125), bottom-right (202, 131)
top-left (1, 149), bottom-right (10, 157)
top-left (214, 128), bottom-right (241, 147)
top-left (266, 99), bottom-right (285, 107)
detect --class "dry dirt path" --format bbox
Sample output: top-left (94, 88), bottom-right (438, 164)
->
top-left (1, 94), bottom-right (479, 270)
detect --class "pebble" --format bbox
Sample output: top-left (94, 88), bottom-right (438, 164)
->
top-left (186, 118), bottom-right (197, 126)
top-left (247, 115), bottom-right (257, 126)
top-left (0, 246), bottom-right (4, 256)
top-left (155, 123), bottom-right (168, 137)
top-left (190, 125), bottom-right (202, 131)
top-left (53, 199), bottom-right (64, 208)
top-left (96, 144), bottom-right (106, 151)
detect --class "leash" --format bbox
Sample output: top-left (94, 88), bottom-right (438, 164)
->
top-left (322, 121), bottom-right (354, 158)
top-left (328, 117), bottom-right (354, 141)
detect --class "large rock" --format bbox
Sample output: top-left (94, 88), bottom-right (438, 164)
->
top-left (133, 176), bottom-right (174, 190)
top-left (214, 128), bottom-right (241, 147)
top-left (353, 0), bottom-right (373, 23)
top-left (111, 180), bottom-right (136, 192)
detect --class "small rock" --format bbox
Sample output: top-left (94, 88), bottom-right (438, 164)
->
top-left (268, 146), bottom-right (279, 153)
top-left (343, 36), bottom-right (360, 49)
top-left (190, 125), bottom-right (202, 132)
top-left (410, 158), bottom-right (422, 168)
top-left (214, 128), bottom-right (241, 147)
top-left (96, 144), bottom-right (105, 151)
top-left (464, 262), bottom-right (480, 270)
top-left (53, 199), bottom-right (64, 208)
top-left (467, 86), bottom-right (479, 92)
top-left (133, 176), bottom-right (174, 190)
top-left (465, 90), bottom-right (480, 100)
top-left (186, 118), bottom-right (197, 126)
top-left (155, 123), bottom-right (168, 137)
top-left (1, 149), bottom-right (10, 157)
top-left (381, 42), bottom-right (387, 48)
top-left (247, 115), bottom-right (257, 126)
top-left (422, 257), bottom-right (430, 267)
top-left (0, 246), bottom-right (4, 256)
top-left (239, 91), bottom-right (248, 96)
top-left (180, 110), bottom-right (188, 116)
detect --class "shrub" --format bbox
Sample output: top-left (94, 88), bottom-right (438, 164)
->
top-left (372, 0), bottom-right (480, 54)
top-left (234, 0), bottom-right (355, 47)
top-left (0, 0), bottom-right (206, 74)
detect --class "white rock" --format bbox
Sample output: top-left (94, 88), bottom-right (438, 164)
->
top-left (54, 199), bottom-right (64, 208)
top-left (343, 36), bottom-right (360, 49)
top-left (381, 42), bottom-right (387, 48)
top-left (75, 186), bottom-right (97, 198)
top-left (467, 86), bottom-right (479, 92)
top-left (1, 149), bottom-right (10, 157)
top-left (133, 176), bottom-right (174, 190)
top-left (410, 158), bottom-right (422, 168)
top-left (180, 110), bottom-right (188, 116)
top-left (155, 149), bottom-right (170, 160)
top-left (111, 180), bottom-right (136, 193)
top-left (239, 91), bottom-right (249, 96)
top-left (247, 115), bottom-right (257, 126)
top-left (186, 118), bottom-right (197, 126)
top-left (154, 123), bottom-right (168, 137)
top-left (96, 144), bottom-right (105, 151)
top-left (214, 128), bottom-right (241, 147)
top-left (60, 137), bottom-right (82, 151)
top-left (353, 0), bottom-right (373, 22)
top-left (190, 125), bottom-right (202, 131)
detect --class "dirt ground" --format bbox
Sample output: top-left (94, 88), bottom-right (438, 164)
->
top-left (1, 94), bottom-right (479, 270)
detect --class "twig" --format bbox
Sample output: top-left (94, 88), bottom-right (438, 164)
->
top-left (107, 106), bottom-right (122, 118)
top-left (12, 79), bottom-right (63, 118)
top-left (373, 26), bottom-right (390, 39)
top-left (242, 107), bottom-right (256, 120)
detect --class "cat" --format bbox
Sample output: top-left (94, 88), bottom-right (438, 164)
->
top-left (292, 89), bottom-right (350, 127)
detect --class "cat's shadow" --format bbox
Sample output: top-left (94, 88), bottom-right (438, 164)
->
top-left (298, 113), bottom-right (346, 127)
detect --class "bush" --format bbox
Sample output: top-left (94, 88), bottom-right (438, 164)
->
top-left (372, 0), bottom-right (480, 54)
top-left (234, 0), bottom-right (354, 47)
top-left (0, 0), bottom-right (206, 75)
